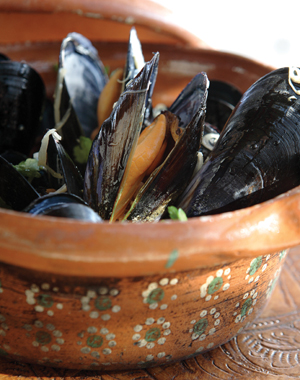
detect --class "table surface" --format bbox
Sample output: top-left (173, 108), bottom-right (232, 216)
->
top-left (0, 246), bottom-right (299, 380)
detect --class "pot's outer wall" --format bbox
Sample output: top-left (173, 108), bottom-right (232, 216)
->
top-left (0, 2), bottom-right (296, 371)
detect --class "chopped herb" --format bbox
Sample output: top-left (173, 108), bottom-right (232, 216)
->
top-left (14, 158), bottom-right (44, 183)
top-left (168, 206), bottom-right (188, 221)
top-left (73, 136), bottom-right (93, 164)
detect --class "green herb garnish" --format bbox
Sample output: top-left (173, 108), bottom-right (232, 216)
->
top-left (73, 136), bottom-right (93, 164)
top-left (14, 158), bottom-right (44, 183)
top-left (168, 206), bottom-right (188, 221)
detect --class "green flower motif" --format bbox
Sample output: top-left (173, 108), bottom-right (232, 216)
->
top-left (249, 256), bottom-right (262, 275)
top-left (0, 348), bottom-right (7, 356)
top-left (145, 328), bottom-right (161, 342)
top-left (35, 331), bottom-right (52, 346)
top-left (37, 294), bottom-right (54, 308)
top-left (241, 299), bottom-right (253, 317)
top-left (146, 288), bottom-right (164, 304)
top-left (279, 250), bottom-right (287, 261)
top-left (193, 318), bottom-right (208, 336)
top-left (208, 277), bottom-right (223, 294)
top-left (87, 335), bottom-right (103, 348)
top-left (95, 296), bottom-right (112, 311)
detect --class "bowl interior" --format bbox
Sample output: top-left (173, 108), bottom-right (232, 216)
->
top-left (1, 40), bottom-right (296, 279)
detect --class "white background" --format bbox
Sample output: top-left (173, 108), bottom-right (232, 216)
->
top-left (154, 0), bottom-right (299, 69)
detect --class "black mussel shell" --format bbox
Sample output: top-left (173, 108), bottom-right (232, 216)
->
top-left (169, 73), bottom-right (210, 130)
top-left (24, 193), bottom-right (102, 222)
top-left (0, 155), bottom-right (40, 211)
top-left (46, 134), bottom-right (84, 198)
top-left (0, 53), bottom-right (10, 61)
top-left (122, 27), bottom-right (145, 91)
top-left (0, 61), bottom-right (46, 156)
top-left (178, 67), bottom-right (300, 217)
top-left (126, 72), bottom-right (209, 222)
top-left (122, 27), bottom-right (157, 129)
top-left (206, 80), bottom-right (242, 131)
top-left (84, 53), bottom-right (160, 220)
top-left (1, 150), bottom-right (27, 165)
top-left (56, 32), bottom-right (108, 137)
top-left (38, 98), bottom-right (55, 138)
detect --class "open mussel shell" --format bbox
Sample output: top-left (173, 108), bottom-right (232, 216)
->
top-left (0, 155), bottom-right (40, 211)
top-left (53, 33), bottom-right (108, 174)
top-left (178, 67), bottom-right (300, 217)
top-left (0, 60), bottom-right (46, 156)
top-left (206, 80), bottom-right (242, 131)
top-left (169, 73), bottom-right (210, 129)
top-left (46, 133), bottom-right (84, 198)
top-left (126, 72), bottom-right (209, 222)
top-left (122, 27), bottom-right (157, 129)
top-left (84, 53), bottom-right (160, 220)
top-left (24, 193), bottom-right (102, 222)
top-left (122, 27), bottom-right (145, 91)
top-left (55, 32), bottom-right (108, 137)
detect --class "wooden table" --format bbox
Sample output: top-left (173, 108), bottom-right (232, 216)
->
top-left (0, 246), bottom-right (299, 380)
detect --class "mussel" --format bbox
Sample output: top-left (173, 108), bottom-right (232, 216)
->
top-left (54, 32), bottom-right (108, 174)
top-left (0, 155), bottom-right (40, 211)
top-left (24, 193), bottom-right (102, 222)
top-left (178, 67), bottom-right (300, 217)
top-left (126, 72), bottom-right (209, 222)
top-left (0, 60), bottom-right (45, 156)
top-left (205, 80), bottom-right (242, 131)
top-left (84, 53), bottom-right (160, 221)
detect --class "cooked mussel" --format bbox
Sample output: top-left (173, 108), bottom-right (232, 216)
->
top-left (84, 53), bottom-right (160, 221)
top-left (24, 193), bottom-right (102, 221)
top-left (126, 72), bottom-right (209, 222)
top-left (0, 155), bottom-right (40, 211)
top-left (91, 27), bottom-right (156, 140)
top-left (54, 33), bottom-right (108, 174)
top-left (178, 67), bottom-right (300, 217)
top-left (0, 60), bottom-right (45, 156)
top-left (55, 32), bottom-right (108, 137)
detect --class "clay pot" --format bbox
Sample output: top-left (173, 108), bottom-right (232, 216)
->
top-left (0, 0), bottom-right (298, 372)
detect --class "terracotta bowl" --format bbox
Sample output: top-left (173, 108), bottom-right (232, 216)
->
top-left (0, 1), bottom-right (299, 372)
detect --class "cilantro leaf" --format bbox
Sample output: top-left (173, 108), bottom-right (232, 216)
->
top-left (168, 206), bottom-right (188, 221)
top-left (14, 158), bottom-right (43, 183)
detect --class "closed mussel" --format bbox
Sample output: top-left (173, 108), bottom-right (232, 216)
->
top-left (0, 60), bottom-right (45, 156)
top-left (24, 193), bottom-right (102, 222)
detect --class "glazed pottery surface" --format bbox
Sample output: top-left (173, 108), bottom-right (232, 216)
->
top-left (0, 0), bottom-right (299, 372)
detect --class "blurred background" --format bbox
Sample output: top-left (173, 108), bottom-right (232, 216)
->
top-left (154, 0), bottom-right (299, 68)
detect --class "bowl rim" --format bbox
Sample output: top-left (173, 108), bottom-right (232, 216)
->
top-left (0, 0), bottom-right (208, 48)
top-left (0, 184), bottom-right (299, 278)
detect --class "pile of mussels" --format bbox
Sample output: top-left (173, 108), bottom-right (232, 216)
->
top-left (1, 28), bottom-right (300, 223)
